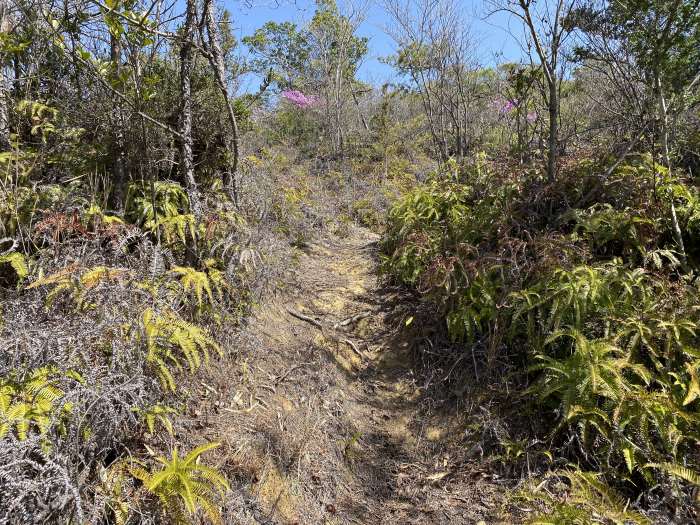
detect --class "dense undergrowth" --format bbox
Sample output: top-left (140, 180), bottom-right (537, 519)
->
top-left (0, 135), bottom-right (367, 522)
top-left (2, 0), bottom-right (699, 521)
top-left (382, 154), bottom-right (700, 522)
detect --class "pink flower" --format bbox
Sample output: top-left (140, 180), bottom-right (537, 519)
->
top-left (526, 111), bottom-right (537, 123)
top-left (281, 90), bottom-right (318, 108)
top-left (501, 99), bottom-right (517, 113)
top-left (490, 97), bottom-right (518, 114)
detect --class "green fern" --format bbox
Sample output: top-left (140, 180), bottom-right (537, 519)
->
top-left (647, 463), bottom-right (700, 494)
top-left (129, 443), bottom-right (230, 525)
top-left (529, 331), bottom-right (650, 418)
top-left (0, 366), bottom-right (81, 440)
top-left (641, 248), bottom-right (681, 269)
top-left (140, 309), bottom-right (222, 391)
top-left (124, 181), bottom-right (200, 248)
top-left (0, 251), bottom-right (29, 280)
top-left (567, 203), bottom-right (655, 258)
top-left (99, 462), bottom-right (131, 525)
top-left (520, 470), bottom-right (650, 525)
top-left (171, 266), bottom-right (220, 310)
top-left (84, 203), bottom-right (124, 227)
top-left (28, 265), bottom-right (129, 309)
top-left (126, 180), bottom-right (190, 225)
top-left (133, 404), bottom-right (177, 436)
top-left (613, 389), bottom-right (700, 467)
top-left (512, 261), bottom-right (653, 336)
top-left (446, 269), bottom-right (502, 343)
top-left (680, 361), bottom-right (700, 406)
top-left (380, 158), bottom-right (700, 500)
top-left (616, 314), bottom-right (698, 373)
top-left (147, 213), bottom-right (197, 246)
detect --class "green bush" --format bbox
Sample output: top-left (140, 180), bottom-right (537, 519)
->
top-left (381, 156), bottom-right (700, 512)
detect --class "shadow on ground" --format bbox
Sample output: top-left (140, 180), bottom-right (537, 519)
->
top-left (185, 226), bottom-right (516, 524)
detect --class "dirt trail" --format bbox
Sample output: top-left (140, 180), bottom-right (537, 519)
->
top-left (195, 226), bottom-right (508, 524)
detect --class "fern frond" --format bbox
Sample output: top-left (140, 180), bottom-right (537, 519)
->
top-left (134, 404), bottom-right (177, 436)
top-left (0, 251), bottom-right (29, 280)
top-left (173, 266), bottom-right (212, 307)
top-left (523, 470), bottom-right (650, 525)
top-left (647, 463), bottom-right (700, 486)
top-left (0, 366), bottom-right (78, 441)
top-left (139, 309), bottom-right (221, 391)
top-left (128, 443), bottom-right (229, 524)
top-left (28, 265), bottom-right (128, 309)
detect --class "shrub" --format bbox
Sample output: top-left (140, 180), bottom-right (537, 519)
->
top-left (128, 443), bottom-right (230, 525)
top-left (381, 156), bottom-right (700, 516)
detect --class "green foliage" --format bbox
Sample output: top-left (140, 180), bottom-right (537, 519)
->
top-left (151, 213), bottom-right (198, 247)
top-left (0, 252), bottom-right (29, 282)
top-left (350, 198), bottom-right (383, 230)
top-left (382, 162), bottom-right (520, 344)
top-left (382, 156), bottom-right (700, 512)
top-left (170, 265), bottom-right (225, 312)
top-left (510, 261), bottom-right (653, 337)
top-left (648, 463), bottom-right (700, 491)
top-left (28, 266), bottom-right (129, 309)
top-left (567, 204), bottom-right (656, 259)
top-left (309, 0), bottom-right (368, 79)
top-left (243, 21), bottom-right (310, 89)
top-left (129, 443), bottom-right (229, 525)
top-left (244, 0), bottom-right (367, 89)
top-left (134, 404), bottom-right (177, 436)
top-left (519, 470), bottom-right (650, 524)
top-left (140, 309), bottom-right (222, 391)
top-left (572, 0), bottom-right (700, 99)
top-left (445, 269), bottom-right (502, 344)
top-left (0, 185), bottom-right (68, 237)
top-left (126, 181), bottom-right (190, 227)
top-left (0, 366), bottom-right (81, 441)
top-left (384, 174), bottom-right (484, 286)
top-left (84, 204), bottom-right (125, 227)
top-left (529, 331), bottom-right (649, 419)
top-left (514, 267), bottom-right (700, 475)
top-left (268, 106), bottom-right (322, 151)
top-left (99, 463), bottom-right (131, 525)
top-left (124, 181), bottom-right (203, 249)
top-left (16, 100), bottom-right (59, 141)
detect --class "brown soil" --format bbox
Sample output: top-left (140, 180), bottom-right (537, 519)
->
top-left (187, 226), bottom-right (512, 524)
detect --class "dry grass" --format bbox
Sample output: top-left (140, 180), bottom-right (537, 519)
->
top-left (181, 226), bottom-right (516, 524)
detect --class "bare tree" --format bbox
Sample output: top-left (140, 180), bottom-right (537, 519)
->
top-left (384, 0), bottom-right (482, 162)
top-left (489, 0), bottom-right (579, 181)
top-left (203, 0), bottom-right (240, 205)
top-left (108, 30), bottom-right (127, 209)
top-left (308, 0), bottom-right (368, 159)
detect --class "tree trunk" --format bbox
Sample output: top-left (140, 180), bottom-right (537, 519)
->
top-left (179, 0), bottom-right (203, 220)
top-left (0, 0), bottom-right (10, 150)
top-left (657, 75), bottom-right (688, 268)
top-left (547, 80), bottom-right (559, 182)
top-left (334, 62), bottom-right (344, 158)
top-left (0, 65), bottom-right (9, 151)
top-left (109, 33), bottom-right (127, 210)
top-left (518, 0), bottom-right (561, 182)
top-left (350, 88), bottom-right (369, 132)
top-left (203, 0), bottom-right (240, 206)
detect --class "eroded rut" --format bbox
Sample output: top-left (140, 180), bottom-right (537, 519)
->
top-left (194, 226), bottom-right (507, 524)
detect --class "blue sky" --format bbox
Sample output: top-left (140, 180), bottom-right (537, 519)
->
top-left (224, 0), bottom-right (524, 90)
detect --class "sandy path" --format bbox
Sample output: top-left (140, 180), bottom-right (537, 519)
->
top-left (192, 226), bottom-right (508, 524)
